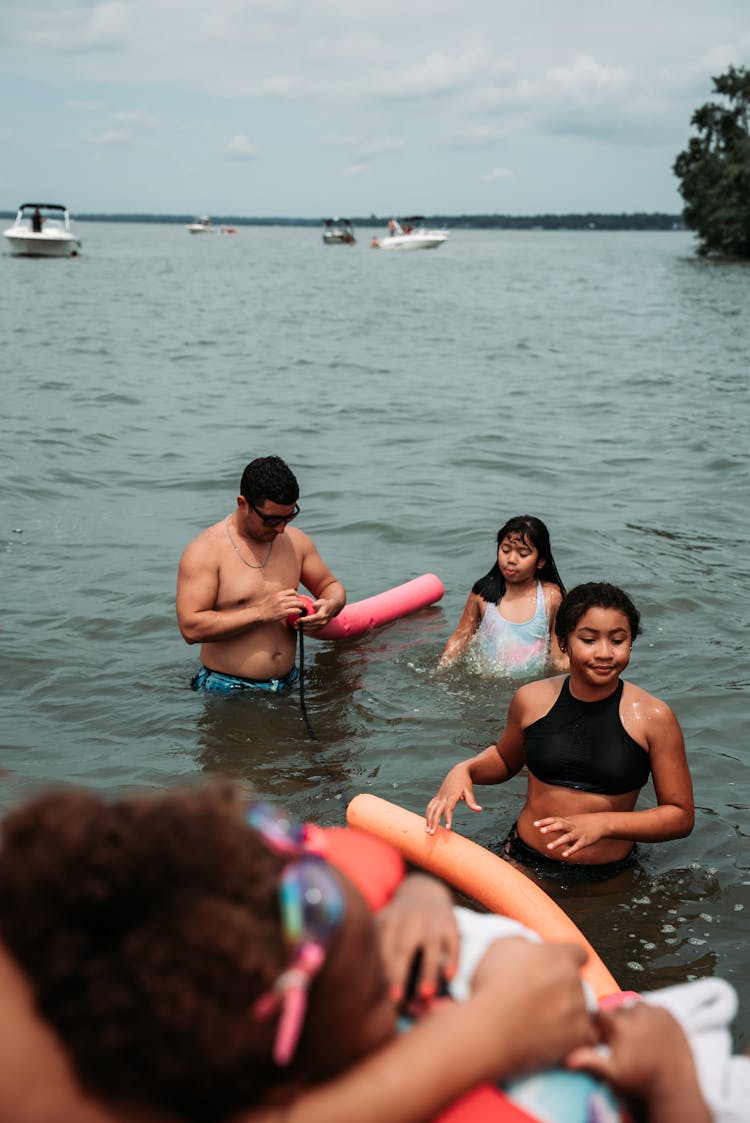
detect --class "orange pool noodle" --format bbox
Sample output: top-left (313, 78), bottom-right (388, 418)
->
top-left (346, 793), bottom-right (620, 1000)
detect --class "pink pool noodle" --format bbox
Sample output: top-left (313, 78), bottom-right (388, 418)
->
top-left (310, 573), bottom-right (444, 640)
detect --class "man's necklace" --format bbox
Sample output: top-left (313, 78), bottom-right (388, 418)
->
top-left (225, 516), bottom-right (274, 569)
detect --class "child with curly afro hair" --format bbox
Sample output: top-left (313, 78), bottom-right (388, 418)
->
top-left (0, 782), bottom-right (603, 1123)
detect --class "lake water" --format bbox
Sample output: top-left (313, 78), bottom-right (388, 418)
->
top-left (2, 222), bottom-right (748, 1041)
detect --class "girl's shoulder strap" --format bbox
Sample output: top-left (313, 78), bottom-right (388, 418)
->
top-left (540, 579), bottom-right (563, 598)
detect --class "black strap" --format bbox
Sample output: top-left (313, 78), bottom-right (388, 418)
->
top-left (296, 608), bottom-right (317, 741)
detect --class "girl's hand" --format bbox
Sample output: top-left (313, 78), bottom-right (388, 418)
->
top-left (425, 762), bottom-right (485, 834)
top-left (566, 1003), bottom-right (711, 1123)
top-left (376, 875), bottom-right (460, 1006)
top-left (533, 813), bottom-right (606, 859)
top-left (471, 939), bottom-right (596, 1075)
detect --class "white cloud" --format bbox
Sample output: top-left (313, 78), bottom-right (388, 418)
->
top-left (90, 128), bottom-right (132, 146)
top-left (366, 48), bottom-right (491, 100)
top-left (443, 124), bottom-right (503, 148)
top-left (81, 1), bottom-right (132, 48)
top-left (700, 35), bottom-right (750, 77)
top-left (321, 133), bottom-right (357, 149)
top-left (112, 110), bottom-right (159, 128)
top-left (356, 136), bottom-right (405, 158)
top-left (260, 75), bottom-right (297, 98)
top-left (546, 53), bottom-right (631, 99)
top-left (66, 99), bottom-right (105, 112)
top-left (344, 163), bottom-right (369, 176)
top-left (224, 134), bottom-right (259, 159)
top-left (480, 166), bottom-right (513, 182)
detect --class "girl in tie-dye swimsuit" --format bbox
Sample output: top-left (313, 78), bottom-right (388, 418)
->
top-left (440, 515), bottom-right (567, 677)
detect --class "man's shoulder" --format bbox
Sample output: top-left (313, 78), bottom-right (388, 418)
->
top-left (180, 520), bottom-right (227, 561)
top-left (285, 525), bottom-right (315, 553)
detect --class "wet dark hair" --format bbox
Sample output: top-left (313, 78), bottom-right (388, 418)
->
top-left (0, 785), bottom-right (296, 1122)
top-left (554, 582), bottom-right (642, 648)
top-left (472, 515), bottom-right (565, 604)
top-left (240, 456), bottom-right (299, 506)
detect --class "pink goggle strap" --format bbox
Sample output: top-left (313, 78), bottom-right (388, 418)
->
top-left (252, 941), bottom-right (326, 1065)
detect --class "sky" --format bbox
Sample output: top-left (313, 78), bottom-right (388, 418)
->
top-left (1, 0), bottom-right (748, 217)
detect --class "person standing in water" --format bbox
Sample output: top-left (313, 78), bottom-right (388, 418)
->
top-left (427, 583), bottom-right (694, 878)
top-left (176, 456), bottom-right (345, 694)
top-left (439, 515), bottom-right (567, 675)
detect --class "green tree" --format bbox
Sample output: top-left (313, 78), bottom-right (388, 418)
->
top-left (673, 65), bottom-right (750, 257)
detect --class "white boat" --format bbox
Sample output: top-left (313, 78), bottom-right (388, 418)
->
top-left (371, 216), bottom-right (448, 250)
top-left (322, 217), bottom-right (356, 245)
top-left (186, 216), bottom-right (216, 234)
top-left (3, 203), bottom-right (81, 257)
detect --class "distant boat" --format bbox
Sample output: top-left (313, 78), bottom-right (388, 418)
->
top-left (371, 216), bottom-right (448, 251)
top-left (186, 216), bottom-right (216, 234)
top-left (323, 218), bottom-right (356, 245)
top-left (3, 203), bottom-right (81, 258)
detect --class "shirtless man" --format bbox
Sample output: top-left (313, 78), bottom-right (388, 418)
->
top-left (176, 456), bottom-right (345, 694)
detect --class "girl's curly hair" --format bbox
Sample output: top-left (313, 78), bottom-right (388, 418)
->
top-left (554, 582), bottom-right (641, 648)
top-left (0, 784), bottom-right (292, 1122)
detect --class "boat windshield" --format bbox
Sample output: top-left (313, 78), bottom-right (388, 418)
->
top-left (17, 204), bottom-right (70, 230)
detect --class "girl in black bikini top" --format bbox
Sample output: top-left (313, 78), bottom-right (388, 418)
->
top-left (425, 581), bottom-right (695, 872)
top-left (524, 677), bottom-right (651, 795)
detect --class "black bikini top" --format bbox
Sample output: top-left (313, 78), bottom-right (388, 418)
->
top-left (524, 677), bottom-right (651, 795)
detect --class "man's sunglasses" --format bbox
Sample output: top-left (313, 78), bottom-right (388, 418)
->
top-left (249, 502), bottom-right (300, 528)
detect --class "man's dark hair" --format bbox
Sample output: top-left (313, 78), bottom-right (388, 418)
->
top-left (240, 456), bottom-right (299, 505)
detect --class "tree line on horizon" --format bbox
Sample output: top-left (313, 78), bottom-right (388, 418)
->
top-left (17, 211), bottom-right (682, 231)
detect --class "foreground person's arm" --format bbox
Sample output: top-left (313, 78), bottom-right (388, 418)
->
top-left (238, 940), bottom-right (596, 1123)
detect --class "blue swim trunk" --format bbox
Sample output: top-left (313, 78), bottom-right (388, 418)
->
top-left (191, 665), bottom-right (299, 695)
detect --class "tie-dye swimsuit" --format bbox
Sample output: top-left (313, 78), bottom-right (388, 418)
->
top-left (476, 580), bottom-right (548, 675)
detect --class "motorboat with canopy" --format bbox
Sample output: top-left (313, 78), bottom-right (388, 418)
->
top-left (371, 216), bottom-right (448, 250)
top-left (322, 217), bottom-right (356, 245)
top-left (186, 216), bottom-right (217, 233)
top-left (3, 203), bottom-right (81, 257)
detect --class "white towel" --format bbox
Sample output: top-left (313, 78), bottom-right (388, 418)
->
top-left (449, 906), bottom-right (541, 1001)
top-left (450, 907), bottom-right (599, 1009)
top-left (642, 977), bottom-right (750, 1123)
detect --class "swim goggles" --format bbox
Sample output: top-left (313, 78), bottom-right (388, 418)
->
top-left (247, 801), bottom-right (345, 1065)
